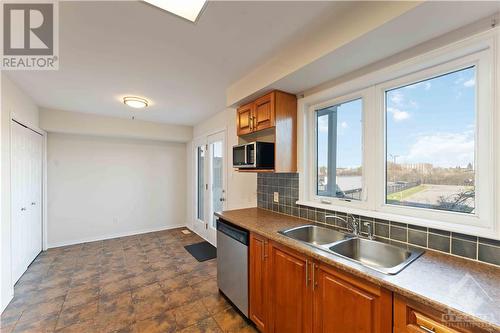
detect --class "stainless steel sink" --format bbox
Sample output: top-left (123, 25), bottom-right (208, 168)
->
top-left (279, 224), bottom-right (424, 275)
top-left (279, 225), bottom-right (352, 246)
top-left (329, 238), bottom-right (424, 275)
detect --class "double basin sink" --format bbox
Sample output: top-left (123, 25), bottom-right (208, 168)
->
top-left (279, 224), bottom-right (424, 275)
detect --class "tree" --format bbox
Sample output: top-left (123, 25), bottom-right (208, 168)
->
top-left (436, 189), bottom-right (475, 213)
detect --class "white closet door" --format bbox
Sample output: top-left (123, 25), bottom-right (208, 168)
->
top-left (11, 122), bottom-right (25, 282)
top-left (11, 121), bottom-right (43, 283)
top-left (26, 129), bottom-right (42, 264)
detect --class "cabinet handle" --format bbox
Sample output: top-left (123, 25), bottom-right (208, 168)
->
top-left (264, 241), bottom-right (268, 259)
top-left (305, 260), bottom-right (309, 287)
top-left (414, 312), bottom-right (454, 333)
top-left (312, 263), bottom-right (315, 290)
top-left (249, 114), bottom-right (252, 130)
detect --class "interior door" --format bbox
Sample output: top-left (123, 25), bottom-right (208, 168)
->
top-left (206, 131), bottom-right (226, 245)
top-left (193, 131), bottom-right (226, 245)
top-left (11, 121), bottom-right (43, 283)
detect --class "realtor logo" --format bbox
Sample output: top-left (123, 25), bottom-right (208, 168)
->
top-left (1, 1), bottom-right (59, 70)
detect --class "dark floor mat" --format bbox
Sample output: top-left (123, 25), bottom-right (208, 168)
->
top-left (184, 241), bottom-right (217, 262)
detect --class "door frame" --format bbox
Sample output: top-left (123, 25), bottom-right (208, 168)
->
top-left (206, 130), bottom-right (227, 245)
top-left (192, 136), bottom-right (208, 239)
top-left (191, 128), bottom-right (227, 245)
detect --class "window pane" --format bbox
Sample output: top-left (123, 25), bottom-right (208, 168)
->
top-left (317, 98), bottom-right (363, 200)
top-left (211, 141), bottom-right (223, 228)
top-left (197, 146), bottom-right (205, 220)
top-left (386, 66), bottom-right (476, 214)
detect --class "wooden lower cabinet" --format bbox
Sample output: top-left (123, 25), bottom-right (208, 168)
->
top-left (394, 294), bottom-right (488, 333)
top-left (313, 262), bottom-right (392, 333)
top-left (268, 241), bottom-right (312, 333)
top-left (248, 233), bottom-right (392, 333)
top-left (249, 233), bottom-right (269, 333)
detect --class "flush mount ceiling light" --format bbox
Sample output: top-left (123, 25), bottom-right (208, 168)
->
top-left (143, 0), bottom-right (207, 23)
top-left (123, 96), bottom-right (148, 109)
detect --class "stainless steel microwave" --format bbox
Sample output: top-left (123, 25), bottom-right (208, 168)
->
top-left (233, 142), bottom-right (274, 169)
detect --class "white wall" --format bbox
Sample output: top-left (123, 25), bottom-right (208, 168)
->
top-left (186, 108), bottom-right (257, 231)
top-left (40, 108), bottom-right (192, 143)
top-left (47, 133), bottom-right (187, 247)
top-left (1, 74), bottom-right (40, 312)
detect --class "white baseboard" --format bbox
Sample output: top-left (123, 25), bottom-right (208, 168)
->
top-left (47, 223), bottom-right (187, 249)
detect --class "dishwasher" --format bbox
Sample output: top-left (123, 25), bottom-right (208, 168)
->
top-left (216, 218), bottom-right (249, 318)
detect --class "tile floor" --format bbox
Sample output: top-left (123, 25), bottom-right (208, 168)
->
top-left (0, 228), bottom-right (256, 333)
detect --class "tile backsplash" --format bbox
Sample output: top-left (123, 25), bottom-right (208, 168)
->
top-left (257, 173), bottom-right (500, 267)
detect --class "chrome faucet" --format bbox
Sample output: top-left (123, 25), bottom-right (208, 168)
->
top-left (325, 215), bottom-right (347, 226)
top-left (364, 222), bottom-right (375, 240)
top-left (346, 214), bottom-right (360, 236)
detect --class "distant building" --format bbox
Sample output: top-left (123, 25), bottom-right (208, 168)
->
top-left (400, 163), bottom-right (433, 174)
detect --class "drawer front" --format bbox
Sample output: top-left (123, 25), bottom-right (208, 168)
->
top-left (394, 294), bottom-right (487, 333)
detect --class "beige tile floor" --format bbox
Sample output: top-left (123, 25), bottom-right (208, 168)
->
top-left (0, 228), bottom-right (256, 333)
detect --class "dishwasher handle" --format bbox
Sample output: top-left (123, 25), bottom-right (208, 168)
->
top-left (217, 219), bottom-right (249, 245)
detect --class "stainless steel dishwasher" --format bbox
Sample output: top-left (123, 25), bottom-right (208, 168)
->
top-left (216, 218), bottom-right (249, 318)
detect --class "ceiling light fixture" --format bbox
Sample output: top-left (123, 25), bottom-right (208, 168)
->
top-left (143, 0), bottom-right (207, 23)
top-left (123, 96), bottom-right (148, 109)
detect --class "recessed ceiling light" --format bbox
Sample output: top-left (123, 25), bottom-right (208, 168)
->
top-left (123, 96), bottom-right (148, 109)
top-left (143, 0), bottom-right (207, 22)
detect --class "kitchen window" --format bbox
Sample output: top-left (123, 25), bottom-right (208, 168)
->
top-left (385, 67), bottom-right (477, 214)
top-left (316, 98), bottom-right (363, 200)
top-left (299, 31), bottom-right (496, 238)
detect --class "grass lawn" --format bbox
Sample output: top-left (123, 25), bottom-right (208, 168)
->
top-left (387, 184), bottom-right (427, 201)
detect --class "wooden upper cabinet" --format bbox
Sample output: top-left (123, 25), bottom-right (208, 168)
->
top-left (269, 242), bottom-right (312, 333)
top-left (254, 93), bottom-right (275, 132)
top-left (313, 263), bottom-right (392, 333)
top-left (236, 102), bottom-right (254, 136)
top-left (235, 90), bottom-right (297, 173)
top-left (249, 233), bottom-right (269, 333)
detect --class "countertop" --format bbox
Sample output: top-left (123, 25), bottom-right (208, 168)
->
top-left (215, 207), bottom-right (500, 332)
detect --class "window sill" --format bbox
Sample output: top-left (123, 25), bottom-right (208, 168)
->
top-left (296, 200), bottom-right (499, 240)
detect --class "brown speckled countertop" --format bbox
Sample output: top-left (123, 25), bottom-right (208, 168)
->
top-left (215, 208), bottom-right (500, 332)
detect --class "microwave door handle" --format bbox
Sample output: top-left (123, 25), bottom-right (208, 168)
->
top-left (244, 145), bottom-right (247, 165)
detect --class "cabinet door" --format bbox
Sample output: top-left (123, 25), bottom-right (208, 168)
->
top-left (269, 242), bottom-right (312, 333)
top-left (249, 233), bottom-right (269, 332)
top-left (237, 103), bottom-right (254, 135)
top-left (254, 93), bottom-right (275, 132)
top-left (313, 263), bottom-right (392, 333)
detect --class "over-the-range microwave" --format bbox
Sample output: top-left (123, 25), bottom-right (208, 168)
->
top-left (233, 142), bottom-right (274, 169)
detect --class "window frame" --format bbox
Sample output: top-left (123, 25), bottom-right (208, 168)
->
top-left (298, 29), bottom-right (498, 239)
top-left (307, 89), bottom-right (371, 210)
top-left (374, 51), bottom-right (493, 229)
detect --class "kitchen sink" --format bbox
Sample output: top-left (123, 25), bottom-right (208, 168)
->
top-left (279, 225), bottom-right (352, 246)
top-left (279, 224), bottom-right (424, 275)
top-left (328, 237), bottom-right (424, 275)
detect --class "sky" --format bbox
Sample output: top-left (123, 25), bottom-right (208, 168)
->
top-left (317, 66), bottom-right (476, 170)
